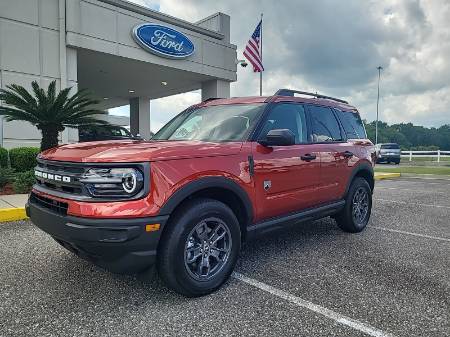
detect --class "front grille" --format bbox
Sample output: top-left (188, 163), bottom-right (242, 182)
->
top-left (35, 159), bottom-right (86, 196)
top-left (33, 159), bottom-right (149, 202)
top-left (30, 192), bottom-right (68, 216)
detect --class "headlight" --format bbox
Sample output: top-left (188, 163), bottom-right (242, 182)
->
top-left (80, 168), bottom-right (144, 198)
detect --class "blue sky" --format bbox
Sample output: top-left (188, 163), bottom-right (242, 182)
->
top-left (115, 0), bottom-right (450, 132)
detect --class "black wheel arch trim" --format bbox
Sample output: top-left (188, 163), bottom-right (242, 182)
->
top-left (158, 176), bottom-right (254, 226)
top-left (345, 162), bottom-right (374, 196)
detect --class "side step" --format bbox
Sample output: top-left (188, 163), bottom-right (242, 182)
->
top-left (246, 200), bottom-right (345, 240)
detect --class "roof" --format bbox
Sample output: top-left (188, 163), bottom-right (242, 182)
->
top-left (201, 95), bottom-right (358, 112)
top-left (99, 0), bottom-right (224, 40)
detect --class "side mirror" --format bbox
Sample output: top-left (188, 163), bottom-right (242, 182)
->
top-left (259, 129), bottom-right (295, 147)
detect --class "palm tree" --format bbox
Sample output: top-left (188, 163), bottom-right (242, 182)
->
top-left (0, 81), bottom-right (110, 151)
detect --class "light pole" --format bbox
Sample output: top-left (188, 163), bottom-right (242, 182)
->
top-left (375, 66), bottom-right (383, 145)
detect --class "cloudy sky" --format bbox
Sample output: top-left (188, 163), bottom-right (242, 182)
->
top-left (115, 0), bottom-right (450, 132)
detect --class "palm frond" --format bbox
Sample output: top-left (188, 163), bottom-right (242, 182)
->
top-left (3, 84), bottom-right (38, 110)
top-left (0, 85), bottom-right (41, 122)
top-left (0, 106), bottom-right (41, 124)
top-left (63, 89), bottom-right (100, 113)
top-left (50, 87), bottom-right (72, 121)
top-left (1, 79), bottom-right (110, 132)
top-left (31, 81), bottom-right (48, 108)
top-left (47, 81), bottom-right (56, 103)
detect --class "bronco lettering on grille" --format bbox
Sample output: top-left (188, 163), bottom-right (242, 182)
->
top-left (35, 170), bottom-right (71, 183)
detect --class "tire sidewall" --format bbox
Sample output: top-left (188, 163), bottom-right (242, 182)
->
top-left (347, 178), bottom-right (372, 231)
top-left (160, 199), bottom-right (241, 296)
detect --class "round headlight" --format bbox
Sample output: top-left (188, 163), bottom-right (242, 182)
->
top-left (122, 171), bottom-right (137, 193)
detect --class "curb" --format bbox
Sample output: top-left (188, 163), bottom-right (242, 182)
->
top-left (0, 207), bottom-right (28, 222)
top-left (374, 172), bottom-right (401, 181)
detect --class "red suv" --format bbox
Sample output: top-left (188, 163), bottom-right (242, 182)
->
top-left (27, 89), bottom-right (375, 297)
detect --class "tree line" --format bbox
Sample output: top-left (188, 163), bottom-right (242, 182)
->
top-left (364, 121), bottom-right (450, 150)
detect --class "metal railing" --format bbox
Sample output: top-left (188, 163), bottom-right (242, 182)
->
top-left (401, 150), bottom-right (450, 162)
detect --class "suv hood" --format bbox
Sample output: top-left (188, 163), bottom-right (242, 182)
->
top-left (39, 140), bottom-right (243, 163)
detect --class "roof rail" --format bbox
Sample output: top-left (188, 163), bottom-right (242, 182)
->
top-left (274, 89), bottom-right (348, 104)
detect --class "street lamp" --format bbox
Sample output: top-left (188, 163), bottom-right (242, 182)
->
top-left (375, 66), bottom-right (383, 145)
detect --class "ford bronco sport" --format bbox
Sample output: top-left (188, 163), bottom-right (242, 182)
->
top-left (27, 89), bottom-right (375, 297)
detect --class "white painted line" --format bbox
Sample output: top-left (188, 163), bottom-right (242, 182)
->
top-left (375, 187), bottom-right (446, 194)
top-left (377, 179), bottom-right (450, 186)
top-left (400, 176), bottom-right (450, 181)
top-left (232, 272), bottom-right (394, 337)
top-left (375, 198), bottom-right (450, 210)
top-left (369, 226), bottom-right (450, 243)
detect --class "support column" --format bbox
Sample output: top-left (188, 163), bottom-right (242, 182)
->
top-left (130, 97), bottom-right (151, 140)
top-left (201, 80), bottom-right (230, 101)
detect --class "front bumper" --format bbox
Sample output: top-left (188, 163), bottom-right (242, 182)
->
top-left (378, 154), bottom-right (400, 160)
top-left (26, 200), bottom-right (168, 274)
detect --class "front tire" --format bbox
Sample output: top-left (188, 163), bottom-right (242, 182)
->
top-left (335, 177), bottom-right (372, 233)
top-left (157, 198), bottom-right (241, 297)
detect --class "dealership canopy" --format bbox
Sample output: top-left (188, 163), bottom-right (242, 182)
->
top-left (0, 0), bottom-right (237, 147)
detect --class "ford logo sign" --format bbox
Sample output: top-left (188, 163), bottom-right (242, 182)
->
top-left (132, 23), bottom-right (195, 59)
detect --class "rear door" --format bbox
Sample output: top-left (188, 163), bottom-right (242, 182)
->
top-left (306, 104), bottom-right (349, 204)
top-left (252, 103), bottom-right (321, 221)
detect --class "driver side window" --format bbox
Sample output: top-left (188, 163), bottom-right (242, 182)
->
top-left (259, 103), bottom-right (308, 144)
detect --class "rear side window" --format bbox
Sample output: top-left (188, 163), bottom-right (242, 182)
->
top-left (336, 110), bottom-right (367, 139)
top-left (309, 105), bottom-right (343, 142)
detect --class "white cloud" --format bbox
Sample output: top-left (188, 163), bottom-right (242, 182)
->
top-left (126, 0), bottom-right (450, 128)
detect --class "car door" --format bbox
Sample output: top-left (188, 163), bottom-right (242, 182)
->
top-left (306, 104), bottom-right (349, 204)
top-left (252, 103), bottom-right (321, 221)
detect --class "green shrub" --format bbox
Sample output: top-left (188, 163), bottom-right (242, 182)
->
top-left (9, 147), bottom-right (40, 172)
top-left (0, 168), bottom-right (16, 188)
top-left (0, 147), bottom-right (8, 168)
top-left (13, 170), bottom-right (35, 194)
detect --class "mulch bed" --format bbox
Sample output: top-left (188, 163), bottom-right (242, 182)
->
top-left (0, 183), bottom-right (15, 195)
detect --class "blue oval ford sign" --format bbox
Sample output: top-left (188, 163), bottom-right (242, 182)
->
top-left (132, 23), bottom-right (195, 59)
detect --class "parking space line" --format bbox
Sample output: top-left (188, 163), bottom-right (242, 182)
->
top-left (387, 179), bottom-right (450, 185)
top-left (375, 187), bottom-right (446, 194)
top-left (400, 176), bottom-right (450, 181)
top-left (377, 178), bottom-right (450, 185)
top-left (375, 198), bottom-right (450, 210)
top-left (369, 226), bottom-right (450, 243)
top-left (232, 272), bottom-right (394, 337)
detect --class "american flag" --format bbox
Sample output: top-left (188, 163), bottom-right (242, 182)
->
top-left (243, 20), bottom-right (264, 72)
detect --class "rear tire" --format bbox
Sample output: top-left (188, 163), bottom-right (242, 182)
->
top-left (335, 177), bottom-right (372, 233)
top-left (157, 198), bottom-right (241, 297)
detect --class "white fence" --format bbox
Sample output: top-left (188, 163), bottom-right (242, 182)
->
top-left (401, 150), bottom-right (450, 162)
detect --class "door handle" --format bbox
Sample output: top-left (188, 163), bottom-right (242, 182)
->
top-left (300, 154), bottom-right (317, 162)
top-left (343, 151), bottom-right (354, 158)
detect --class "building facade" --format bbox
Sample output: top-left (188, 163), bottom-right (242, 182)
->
top-left (0, 0), bottom-right (237, 148)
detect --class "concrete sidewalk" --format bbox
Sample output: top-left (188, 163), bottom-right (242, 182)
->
top-left (0, 194), bottom-right (28, 222)
top-left (0, 194), bottom-right (28, 209)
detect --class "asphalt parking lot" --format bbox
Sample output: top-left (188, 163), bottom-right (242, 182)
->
top-left (1, 177), bottom-right (449, 337)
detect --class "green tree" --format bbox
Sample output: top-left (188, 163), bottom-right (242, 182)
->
top-left (363, 120), bottom-right (450, 150)
top-left (0, 81), bottom-right (109, 151)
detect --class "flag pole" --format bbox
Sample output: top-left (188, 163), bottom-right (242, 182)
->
top-left (259, 13), bottom-right (263, 96)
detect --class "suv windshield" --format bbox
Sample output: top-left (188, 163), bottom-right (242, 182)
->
top-left (153, 104), bottom-right (266, 142)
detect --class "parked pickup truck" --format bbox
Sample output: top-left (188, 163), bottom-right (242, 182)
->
top-left (27, 89), bottom-right (375, 297)
top-left (375, 143), bottom-right (401, 164)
